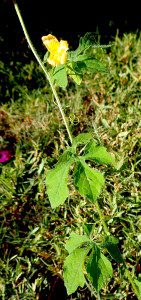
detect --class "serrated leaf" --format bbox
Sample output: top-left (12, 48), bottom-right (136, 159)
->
top-left (102, 235), bottom-right (123, 263)
top-left (70, 33), bottom-right (97, 59)
top-left (78, 32), bottom-right (111, 50)
top-left (46, 152), bottom-right (74, 208)
top-left (84, 58), bottom-right (107, 73)
top-left (79, 32), bottom-right (96, 48)
top-left (63, 246), bottom-right (90, 295)
top-left (71, 54), bottom-right (107, 74)
top-left (58, 149), bottom-right (74, 163)
top-left (65, 232), bottom-right (90, 254)
top-left (72, 133), bottom-right (94, 149)
top-left (69, 32), bottom-right (111, 62)
top-left (84, 141), bottom-right (115, 166)
top-left (51, 64), bottom-right (68, 89)
top-left (74, 159), bottom-right (105, 203)
top-left (87, 246), bottom-right (113, 292)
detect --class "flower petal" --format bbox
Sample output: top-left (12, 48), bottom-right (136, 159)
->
top-left (42, 34), bottom-right (69, 66)
top-left (59, 40), bottom-right (69, 51)
top-left (42, 34), bottom-right (60, 52)
top-left (0, 149), bottom-right (12, 163)
top-left (47, 53), bottom-right (60, 67)
top-left (60, 51), bottom-right (68, 65)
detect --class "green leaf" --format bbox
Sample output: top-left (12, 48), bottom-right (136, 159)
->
top-left (67, 33), bottom-right (109, 83)
top-left (71, 54), bottom-right (89, 63)
top-left (69, 33), bottom-right (97, 59)
top-left (51, 65), bottom-right (68, 89)
top-left (71, 55), bottom-right (107, 74)
top-left (134, 278), bottom-right (141, 295)
top-left (84, 141), bottom-right (115, 166)
top-left (58, 149), bottom-right (74, 163)
top-left (69, 32), bottom-right (111, 62)
top-left (72, 61), bottom-right (86, 75)
top-left (68, 56), bottom-right (107, 83)
top-left (65, 232), bottom-right (90, 254)
top-left (67, 62), bottom-right (82, 85)
top-left (63, 246), bottom-right (90, 295)
top-left (74, 159), bottom-right (105, 203)
top-left (102, 235), bottom-right (123, 263)
top-left (72, 133), bottom-right (94, 149)
top-left (83, 223), bottom-right (94, 236)
top-left (43, 51), bottom-right (49, 63)
top-left (87, 246), bottom-right (113, 292)
top-left (46, 152), bottom-right (74, 208)
top-left (84, 58), bottom-right (107, 73)
top-left (79, 32), bottom-right (96, 48)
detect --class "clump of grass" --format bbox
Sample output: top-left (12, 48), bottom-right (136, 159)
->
top-left (0, 32), bottom-right (141, 299)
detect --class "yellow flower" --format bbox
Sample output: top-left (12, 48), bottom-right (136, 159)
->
top-left (42, 34), bottom-right (69, 66)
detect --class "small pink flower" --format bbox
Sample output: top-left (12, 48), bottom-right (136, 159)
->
top-left (0, 149), bottom-right (12, 163)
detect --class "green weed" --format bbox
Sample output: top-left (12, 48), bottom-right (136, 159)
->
top-left (0, 31), bottom-right (141, 299)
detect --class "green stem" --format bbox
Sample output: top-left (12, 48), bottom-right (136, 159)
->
top-left (85, 278), bottom-right (97, 298)
top-left (13, 0), bottom-right (73, 144)
top-left (125, 269), bottom-right (141, 300)
top-left (95, 201), bottom-right (110, 236)
top-left (97, 293), bottom-right (101, 300)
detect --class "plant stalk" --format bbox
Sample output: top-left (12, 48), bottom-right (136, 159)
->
top-left (95, 201), bottom-right (110, 236)
top-left (97, 292), bottom-right (101, 300)
top-left (13, 0), bottom-right (73, 144)
top-left (125, 269), bottom-right (141, 300)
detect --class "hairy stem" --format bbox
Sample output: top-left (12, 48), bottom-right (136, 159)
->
top-left (13, 0), bottom-right (73, 144)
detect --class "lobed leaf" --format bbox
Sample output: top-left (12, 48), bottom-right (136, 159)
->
top-left (72, 133), bottom-right (94, 149)
top-left (102, 235), bottom-right (123, 263)
top-left (84, 141), bottom-right (115, 166)
top-left (87, 246), bottom-right (113, 292)
top-left (46, 152), bottom-right (74, 208)
top-left (51, 64), bottom-right (68, 89)
top-left (74, 158), bottom-right (105, 203)
top-left (63, 246), bottom-right (90, 295)
top-left (84, 57), bottom-right (107, 73)
top-left (72, 55), bottom-right (107, 73)
top-left (65, 232), bottom-right (90, 254)
top-left (70, 32), bottom-right (99, 59)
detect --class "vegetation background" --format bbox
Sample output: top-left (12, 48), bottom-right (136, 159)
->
top-left (0, 1), bottom-right (141, 299)
top-left (1, 0), bottom-right (141, 60)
